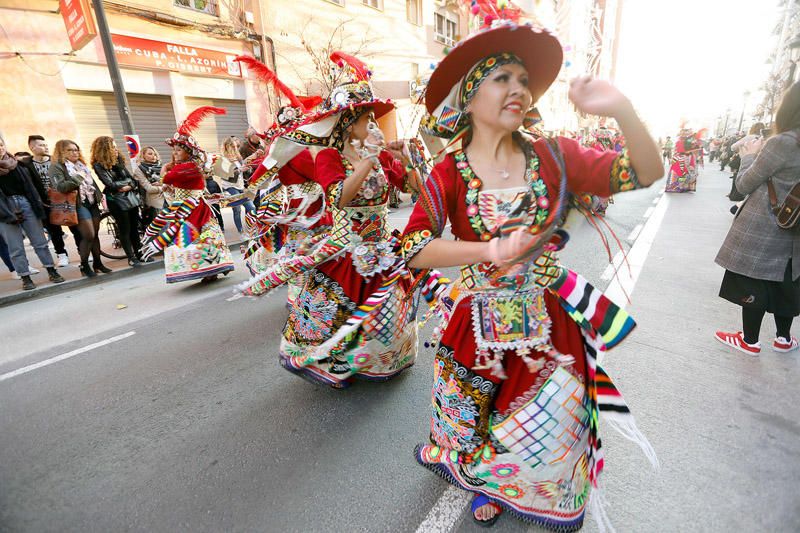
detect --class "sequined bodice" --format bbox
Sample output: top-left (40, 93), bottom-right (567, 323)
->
top-left (328, 158), bottom-right (394, 278)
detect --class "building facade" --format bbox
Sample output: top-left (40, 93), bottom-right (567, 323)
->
top-left (1, 0), bottom-right (627, 154)
top-left (0, 0), bottom-right (465, 154)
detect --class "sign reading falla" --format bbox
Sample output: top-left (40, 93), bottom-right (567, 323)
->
top-left (60, 0), bottom-right (97, 51)
top-left (111, 34), bottom-right (242, 79)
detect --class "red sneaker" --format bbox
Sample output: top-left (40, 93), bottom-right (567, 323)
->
top-left (773, 336), bottom-right (799, 353)
top-left (714, 330), bottom-right (761, 355)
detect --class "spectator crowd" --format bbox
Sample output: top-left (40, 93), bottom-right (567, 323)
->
top-left (0, 126), bottom-right (271, 292)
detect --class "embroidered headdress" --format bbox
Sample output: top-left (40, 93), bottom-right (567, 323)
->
top-left (421, 22), bottom-right (562, 139)
top-left (167, 106), bottom-right (227, 158)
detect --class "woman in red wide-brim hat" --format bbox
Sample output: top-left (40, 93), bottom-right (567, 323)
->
top-left (402, 21), bottom-right (663, 530)
top-left (140, 106), bottom-right (235, 284)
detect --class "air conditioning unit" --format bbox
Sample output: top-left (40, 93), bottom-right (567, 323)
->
top-left (244, 10), bottom-right (255, 24)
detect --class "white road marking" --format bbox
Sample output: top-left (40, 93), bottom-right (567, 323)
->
top-left (600, 251), bottom-right (625, 281)
top-left (605, 193), bottom-right (671, 308)
top-left (0, 331), bottom-right (136, 383)
top-left (415, 486), bottom-right (471, 533)
top-left (643, 206), bottom-right (654, 219)
top-left (652, 195), bottom-right (661, 204)
top-left (627, 223), bottom-right (644, 241)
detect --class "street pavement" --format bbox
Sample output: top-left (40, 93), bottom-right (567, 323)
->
top-left (0, 163), bottom-right (798, 532)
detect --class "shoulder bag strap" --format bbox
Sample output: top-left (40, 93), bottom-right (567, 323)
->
top-left (767, 178), bottom-right (779, 214)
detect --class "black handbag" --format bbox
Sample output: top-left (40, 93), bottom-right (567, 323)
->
top-left (112, 188), bottom-right (141, 211)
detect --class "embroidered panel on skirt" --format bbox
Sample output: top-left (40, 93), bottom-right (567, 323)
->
top-left (164, 217), bottom-right (234, 283)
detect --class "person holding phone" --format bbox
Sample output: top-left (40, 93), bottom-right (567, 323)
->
top-left (715, 83), bottom-right (800, 355)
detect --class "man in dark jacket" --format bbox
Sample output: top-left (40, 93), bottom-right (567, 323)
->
top-left (18, 135), bottom-right (80, 267)
top-left (0, 141), bottom-right (65, 290)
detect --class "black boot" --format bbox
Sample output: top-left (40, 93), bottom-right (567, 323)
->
top-left (21, 275), bottom-right (35, 290)
top-left (93, 262), bottom-right (112, 274)
top-left (47, 267), bottom-right (65, 283)
top-left (80, 262), bottom-right (98, 278)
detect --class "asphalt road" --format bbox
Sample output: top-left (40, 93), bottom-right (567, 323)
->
top-left (0, 174), bottom-right (722, 533)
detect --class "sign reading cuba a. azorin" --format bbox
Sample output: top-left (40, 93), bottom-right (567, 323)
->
top-left (111, 34), bottom-right (242, 79)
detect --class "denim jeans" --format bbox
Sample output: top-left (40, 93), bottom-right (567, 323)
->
top-left (224, 186), bottom-right (255, 233)
top-left (0, 195), bottom-right (55, 275)
top-left (0, 231), bottom-right (13, 272)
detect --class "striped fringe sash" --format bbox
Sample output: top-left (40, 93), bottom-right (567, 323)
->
top-left (298, 259), bottom-right (408, 366)
top-left (595, 365), bottom-right (659, 470)
top-left (549, 268), bottom-right (636, 349)
top-left (233, 236), bottom-right (346, 297)
top-left (143, 198), bottom-right (200, 252)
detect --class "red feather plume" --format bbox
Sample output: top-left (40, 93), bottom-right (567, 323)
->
top-left (329, 51), bottom-right (371, 81)
top-left (235, 55), bottom-right (304, 110)
top-left (178, 106), bottom-right (226, 136)
top-left (297, 95), bottom-right (323, 109)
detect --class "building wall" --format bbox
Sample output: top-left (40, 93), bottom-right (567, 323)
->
top-left (258, 0), bottom-right (463, 137)
top-left (0, 0), bottom-right (266, 152)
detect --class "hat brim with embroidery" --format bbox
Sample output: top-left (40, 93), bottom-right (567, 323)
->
top-left (423, 23), bottom-right (563, 138)
top-left (166, 106), bottom-right (227, 156)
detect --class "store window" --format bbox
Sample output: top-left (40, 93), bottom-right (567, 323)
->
top-left (434, 11), bottom-right (458, 46)
top-left (406, 0), bottom-right (422, 25)
top-left (363, 0), bottom-right (382, 10)
top-left (174, 0), bottom-right (218, 16)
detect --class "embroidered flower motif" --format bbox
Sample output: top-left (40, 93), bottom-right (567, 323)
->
top-left (499, 484), bottom-right (525, 498)
top-left (491, 463), bottom-right (520, 478)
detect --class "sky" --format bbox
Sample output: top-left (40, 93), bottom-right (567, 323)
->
top-left (614, 0), bottom-right (783, 136)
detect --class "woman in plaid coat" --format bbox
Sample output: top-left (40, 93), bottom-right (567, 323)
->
top-left (715, 82), bottom-right (800, 355)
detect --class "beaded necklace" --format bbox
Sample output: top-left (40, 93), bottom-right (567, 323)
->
top-left (455, 140), bottom-right (550, 241)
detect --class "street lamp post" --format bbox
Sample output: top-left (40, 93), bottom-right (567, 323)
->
top-left (722, 107), bottom-right (731, 135)
top-left (91, 0), bottom-right (135, 138)
top-left (737, 91), bottom-right (750, 132)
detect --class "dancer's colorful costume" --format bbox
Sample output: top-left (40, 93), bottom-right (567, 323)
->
top-left (407, 20), bottom-right (657, 531)
top-left (665, 129), bottom-right (701, 193)
top-left (234, 53), bottom-right (432, 388)
top-left (142, 106), bottom-right (234, 283)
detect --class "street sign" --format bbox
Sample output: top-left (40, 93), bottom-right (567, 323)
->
top-left (124, 135), bottom-right (140, 160)
top-left (111, 34), bottom-right (243, 79)
top-left (59, 0), bottom-right (97, 51)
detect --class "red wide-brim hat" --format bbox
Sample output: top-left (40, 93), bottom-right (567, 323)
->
top-left (425, 23), bottom-right (563, 113)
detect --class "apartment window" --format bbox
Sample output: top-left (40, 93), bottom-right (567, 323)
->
top-left (174, 0), bottom-right (218, 16)
top-left (434, 11), bottom-right (458, 46)
top-left (406, 0), bottom-right (422, 25)
top-left (325, 0), bottom-right (345, 5)
top-left (363, 0), bottom-right (382, 10)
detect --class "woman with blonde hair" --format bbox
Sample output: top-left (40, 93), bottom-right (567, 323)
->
top-left (91, 136), bottom-right (144, 266)
top-left (133, 146), bottom-right (164, 228)
top-left (212, 136), bottom-right (254, 236)
top-left (49, 139), bottom-right (110, 277)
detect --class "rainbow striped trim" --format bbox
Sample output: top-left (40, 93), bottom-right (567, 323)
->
top-left (550, 268), bottom-right (635, 349)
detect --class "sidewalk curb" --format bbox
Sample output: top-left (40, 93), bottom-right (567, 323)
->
top-left (0, 260), bottom-right (163, 309)
top-left (0, 239), bottom-right (246, 308)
